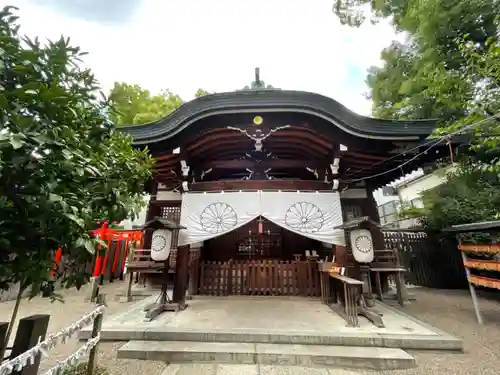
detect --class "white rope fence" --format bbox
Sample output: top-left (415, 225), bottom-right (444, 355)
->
top-left (40, 336), bottom-right (100, 375)
top-left (0, 305), bottom-right (106, 375)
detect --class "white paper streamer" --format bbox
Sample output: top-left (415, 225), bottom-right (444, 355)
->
top-left (40, 335), bottom-right (101, 375)
top-left (0, 305), bottom-right (105, 375)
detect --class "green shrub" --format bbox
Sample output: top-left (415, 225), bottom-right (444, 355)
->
top-left (61, 362), bottom-right (110, 375)
top-left (414, 160), bottom-right (500, 243)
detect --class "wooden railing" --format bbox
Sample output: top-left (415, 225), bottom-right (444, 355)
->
top-left (199, 260), bottom-right (321, 297)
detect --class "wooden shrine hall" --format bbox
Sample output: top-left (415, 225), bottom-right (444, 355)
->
top-left (119, 69), bottom-right (448, 324)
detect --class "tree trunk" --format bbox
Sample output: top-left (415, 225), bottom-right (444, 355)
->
top-left (0, 284), bottom-right (25, 362)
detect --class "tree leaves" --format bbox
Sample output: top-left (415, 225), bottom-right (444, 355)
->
top-left (0, 6), bottom-right (153, 299)
top-left (9, 134), bottom-right (24, 149)
top-left (108, 83), bottom-right (211, 125)
top-left (417, 162), bottom-right (500, 237)
top-left (334, 0), bottom-right (500, 151)
top-left (332, 1), bottom-right (500, 228)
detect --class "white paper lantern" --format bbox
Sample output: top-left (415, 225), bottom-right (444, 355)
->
top-left (151, 229), bottom-right (172, 261)
top-left (350, 229), bottom-right (374, 263)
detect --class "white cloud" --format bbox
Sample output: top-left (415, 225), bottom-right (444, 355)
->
top-left (5, 0), bottom-right (398, 115)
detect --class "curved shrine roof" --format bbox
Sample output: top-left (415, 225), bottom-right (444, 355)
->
top-left (117, 89), bottom-right (437, 145)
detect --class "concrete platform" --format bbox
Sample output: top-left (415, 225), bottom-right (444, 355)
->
top-left (80, 296), bottom-right (462, 351)
top-left (160, 364), bottom-right (373, 375)
top-left (118, 340), bottom-right (416, 371)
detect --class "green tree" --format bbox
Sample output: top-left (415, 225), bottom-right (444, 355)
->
top-left (333, 0), bottom-right (500, 229)
top-left (401, 162), bottom-right (500, 237)
top-left (333, 0), bottom-right (500, 152)
top-left (109, 83), bottom-right (184, 125)
top-left (0, 6), bottom-right (153, 353)
top-left (194, 88), bottom-right (210, 98)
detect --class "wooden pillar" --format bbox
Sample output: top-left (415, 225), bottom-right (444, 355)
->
top-left (11, 315), bottom-right (50, 375)
top-left (0, 321), bottom-right (8, 358)
top-left (188, 247), bottom-right (201, 296)
top-left (145, 179), bottom-right (158, 222)
top-left (334, 245), bottom-right (348, 264)
top-left (144, 181), bottom-right (158, 245)
top-left (364, 187), bottom-right (385, 251)
top-left (364, 186), bottom-right (389, 293)
top-left (172, 244), bottom-right (190, 308)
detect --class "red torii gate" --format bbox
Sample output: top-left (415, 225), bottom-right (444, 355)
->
top-left (90, 221), bottom-right (144, 283)
top-left (51, 221), bottom-right (144, 284)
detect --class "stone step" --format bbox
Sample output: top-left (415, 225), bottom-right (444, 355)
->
top-left (161, 363), bottom-right (375, 374)
top-left (83, 327), bottom-right (463, 351)
top-left (117, 340), bottom-right (416, 371)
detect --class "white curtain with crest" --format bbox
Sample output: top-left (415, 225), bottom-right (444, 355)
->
top-left (260, 191), bottom-right (345, 246)
top-left (178, 191), bottom-right (260, 246)
top-left (178, 191), bottom-right (345, 247)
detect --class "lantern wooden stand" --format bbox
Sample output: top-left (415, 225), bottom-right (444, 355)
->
top-left (334, 217), bottom-right (386, 328)
top-left (139, 218), bottom-right (186, 321)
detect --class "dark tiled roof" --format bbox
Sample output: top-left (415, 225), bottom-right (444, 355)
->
top-left (335, 216), bottom-right (381, 229)
top-left (141, 217), bottom-right (186, 230)
top-left (117, 90), bottom-right (437, 144)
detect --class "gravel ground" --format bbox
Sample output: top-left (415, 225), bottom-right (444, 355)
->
top-left (0, 281), bottom-right (166, 375)
top-left (1, 283), bottom-right (500, 375)
top-left (384, 288), bottom-right (500, 375)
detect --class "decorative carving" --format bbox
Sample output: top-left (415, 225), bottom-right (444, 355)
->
top-left (242, 168), bottom-right (254, 180)
top-left (240, 67), bottom-right (276, 90)
top-left (201, 168), bottom-right (212, 180)
top-left (227, 125), bottom-right (290, 152)
top-left (330, 157), bottom-right (340, 175)
top-left (284, 202), bottom-right (324, 233)
top-left (199, 202), bottom-right (238, 233)
top-left (332, 179), bottom-right (339, 190)
top-left (180, 160), bottom-right (190, 177)
top-left (264, 168), bottom-right (274, 180)
top-left (241, 167), bottom-right (275, 180)
top-left (306, 167), bottom-right (319, 179)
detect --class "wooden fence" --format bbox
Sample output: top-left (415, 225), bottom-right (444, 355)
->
top-left (382, 230), bottom-right (467, 289)
top-left (199, 260), bottom-right (321, 297)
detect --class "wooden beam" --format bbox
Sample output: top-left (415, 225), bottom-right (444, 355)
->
top-left (198, 159), bottom-right (320, 170)
top-left (155, 154), bottom-right (179, 162)
top-left (167, 123), bottom-right (330, 148)
top-left (190, 143), bottom-right (328, 160)
top-left (188, 179), bottom-right (334, 192)
top-left (186, 131), bottom-right (331, 154)
top-left (345, 151), bottom-right (388, 161)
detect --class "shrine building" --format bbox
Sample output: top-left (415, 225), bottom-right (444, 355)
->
top-left (119, 69), bottom-right (447, 305)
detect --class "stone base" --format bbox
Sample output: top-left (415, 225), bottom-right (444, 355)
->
top-left (79, 296), bottom-right (463, 352)
top-left (118, 341), bottom-right (416, 371)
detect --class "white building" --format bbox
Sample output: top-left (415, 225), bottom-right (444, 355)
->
top-left (374, 165), bottom-right (456, 228)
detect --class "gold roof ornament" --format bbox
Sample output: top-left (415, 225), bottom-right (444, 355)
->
top-left (253, 115), bottom-right (263, 125)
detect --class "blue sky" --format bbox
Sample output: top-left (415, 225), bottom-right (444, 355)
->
top-left (5, 0), bottom-right (399, 115)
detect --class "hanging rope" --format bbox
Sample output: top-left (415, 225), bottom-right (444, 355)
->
top-left (0, 305), bottom-right (105, 375)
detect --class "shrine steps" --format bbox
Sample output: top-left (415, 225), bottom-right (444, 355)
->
top-left (117, 340), bottom-right (416, 371)
top-left (82, 328), bottom-right (463, 351)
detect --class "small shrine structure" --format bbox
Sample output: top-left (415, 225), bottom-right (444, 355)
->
top-left (118, 68), bottom-right (451, 323)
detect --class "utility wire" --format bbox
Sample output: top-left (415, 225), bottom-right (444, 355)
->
top-left (345, 113), bottom-right (500, 178)
top-left (342, 112), bottom-right (500, 184)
